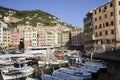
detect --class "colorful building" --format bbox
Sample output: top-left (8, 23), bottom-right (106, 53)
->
top-left (10, 31), bottom-right (20, 47)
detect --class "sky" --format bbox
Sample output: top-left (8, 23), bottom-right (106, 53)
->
top-left (0, 0), bottom-right (109, 27)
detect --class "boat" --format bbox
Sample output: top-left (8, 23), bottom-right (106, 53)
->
top-left (69, 62), bottom-right (98, 74)
top-left (26, 77), bottom-right (39, 80)
top-left (49, 60), bottom-right (68, 65)
top-left (38, 61), bottom-right (49, 67)
top-left (25, 45), bottom-right (56, 57)
top-left (83, 61), bottom-right (107, 71)
top-left (52, 71), bottom-right (84, 80)
top-left (1, 64), bottom-right (34, 80)
top-left (41, 74), bottom-right (62, 80)
top-left (0, 57), bottom-right (14, 66)
top-left (59, 68), bottom-right (91, 79)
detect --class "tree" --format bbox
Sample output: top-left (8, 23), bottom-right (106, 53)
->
top-left (18, 39), bottom-right (24, 51)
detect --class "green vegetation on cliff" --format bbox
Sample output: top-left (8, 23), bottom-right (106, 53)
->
top-left (0, 6), bottom-right (73, 28)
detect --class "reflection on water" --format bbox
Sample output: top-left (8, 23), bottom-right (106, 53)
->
top-left (97, 61), bottom-right (120, 80)
top-left (31, 61), bottom-right (120, 80)
top-left (0, 61), bottom-right (120, 80)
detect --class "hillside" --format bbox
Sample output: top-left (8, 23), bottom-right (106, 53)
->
top-left (0, 6), bottom-right (73, 28)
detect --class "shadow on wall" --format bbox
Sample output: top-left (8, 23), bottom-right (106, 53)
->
top-left (65, 32), bottom-right (84, 52)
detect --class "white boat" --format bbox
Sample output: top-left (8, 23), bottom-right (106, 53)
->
top-left (1, 64), bottom-right (34, 80)
top-left (49, 60), bottom-right (68, 65)
top-left (0, 57), bottom-right (14, 66)
top-left (59, 68), bottom-right (91, 79)
top-left (25, 46), bottom-right (55, 57)
top-left (38, 61), bottom-right (49, 67)
top-left (52, 71), bottom-right (84, 80)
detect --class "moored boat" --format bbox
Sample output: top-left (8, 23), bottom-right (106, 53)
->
top-left (1, 65), bottom-right (34, 80)
top-left (52, 71), bottom-right (84, 80)
top-left (59, 68), bottom-right (91, 79)
top-left (41, 74), bottom-right (62, 80)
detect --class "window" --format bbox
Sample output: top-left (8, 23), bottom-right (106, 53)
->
top-left (110, 3), bottom-right (113, 7)
top-left (111, 21), bottom-right (114, 26)
top-left (104, 14), bottom-right (107, 18)
top-left (95, 26), bottom-right (97, 29)
top-left (104, 6), bottom-right (107, 10)
top-left (95, 11), bottom-right (96, 14)
top-left (99, 32), bottom-right (102, 36)
top-left (106, 22), bottom-right (109, 26)
top-left (99, 8), bottom-right (101, 12)
top-left (99, 16), bottom-right (101, 20)
top-left (99, 24), bottom-right (102, 28)
top-left (95, 18), bottom-right (97, 22)
top-left (110, 12), bottom-right (113, 16)
top-left (112, 39), bottom-right (115, 43)
top-left (95, 33), bottom-right (98, 37)
top-left (105, 30), bottom-right (108, 35)
top-left (119, 1), bottom-right (120, 6)
top-left (106, 39), bottom-right (110, 44)
top-left (111, 30), bottom-right (114, 34)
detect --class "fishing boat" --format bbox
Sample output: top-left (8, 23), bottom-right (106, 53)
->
top-left (83, 61), bottom-right (107, 71)
top-left (1, 64), bottom-right (34, 80)
top-left (69, 66), bottom-right (98, 74)
top-left (59, 68), bottom-right (91, 79)
top-left (41, 74), bottom-right (62, 80)
top-left (52, 71), bottom-right (84, 80)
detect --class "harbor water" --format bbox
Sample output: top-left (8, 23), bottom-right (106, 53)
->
top-left (0, 60), bottom-right (120, 80)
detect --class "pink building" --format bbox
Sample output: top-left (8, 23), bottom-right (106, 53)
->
top-left (10, 32), bottom-right (20, 47)
top-left (37, 31), bottom-right (46, 46)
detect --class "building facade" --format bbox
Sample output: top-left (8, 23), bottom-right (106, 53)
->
top-left (37, 30), bottom-right (46, 46)
top-left (61, 31), bottom-right (70, 47)
top-left (10, 31), bottom-right (20, 47)
top-left (71, 28), bottom-right (84, 46)
top-left (84, 11), bottom-right (94, 50)
top-left (84, 0), bottom-right (120, 51)
top-left (2, 28), bottom-right (10, 47)
top-left (0, 25), bottom-right (3, 47)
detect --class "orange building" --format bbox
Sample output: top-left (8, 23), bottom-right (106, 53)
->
top-left (84, 0), bottom-right (120, 51)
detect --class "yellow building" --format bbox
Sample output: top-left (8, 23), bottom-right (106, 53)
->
top-left (2, 28), bottom-right (10, 47)
top-left (61, 31), bottom-right (70, 47)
